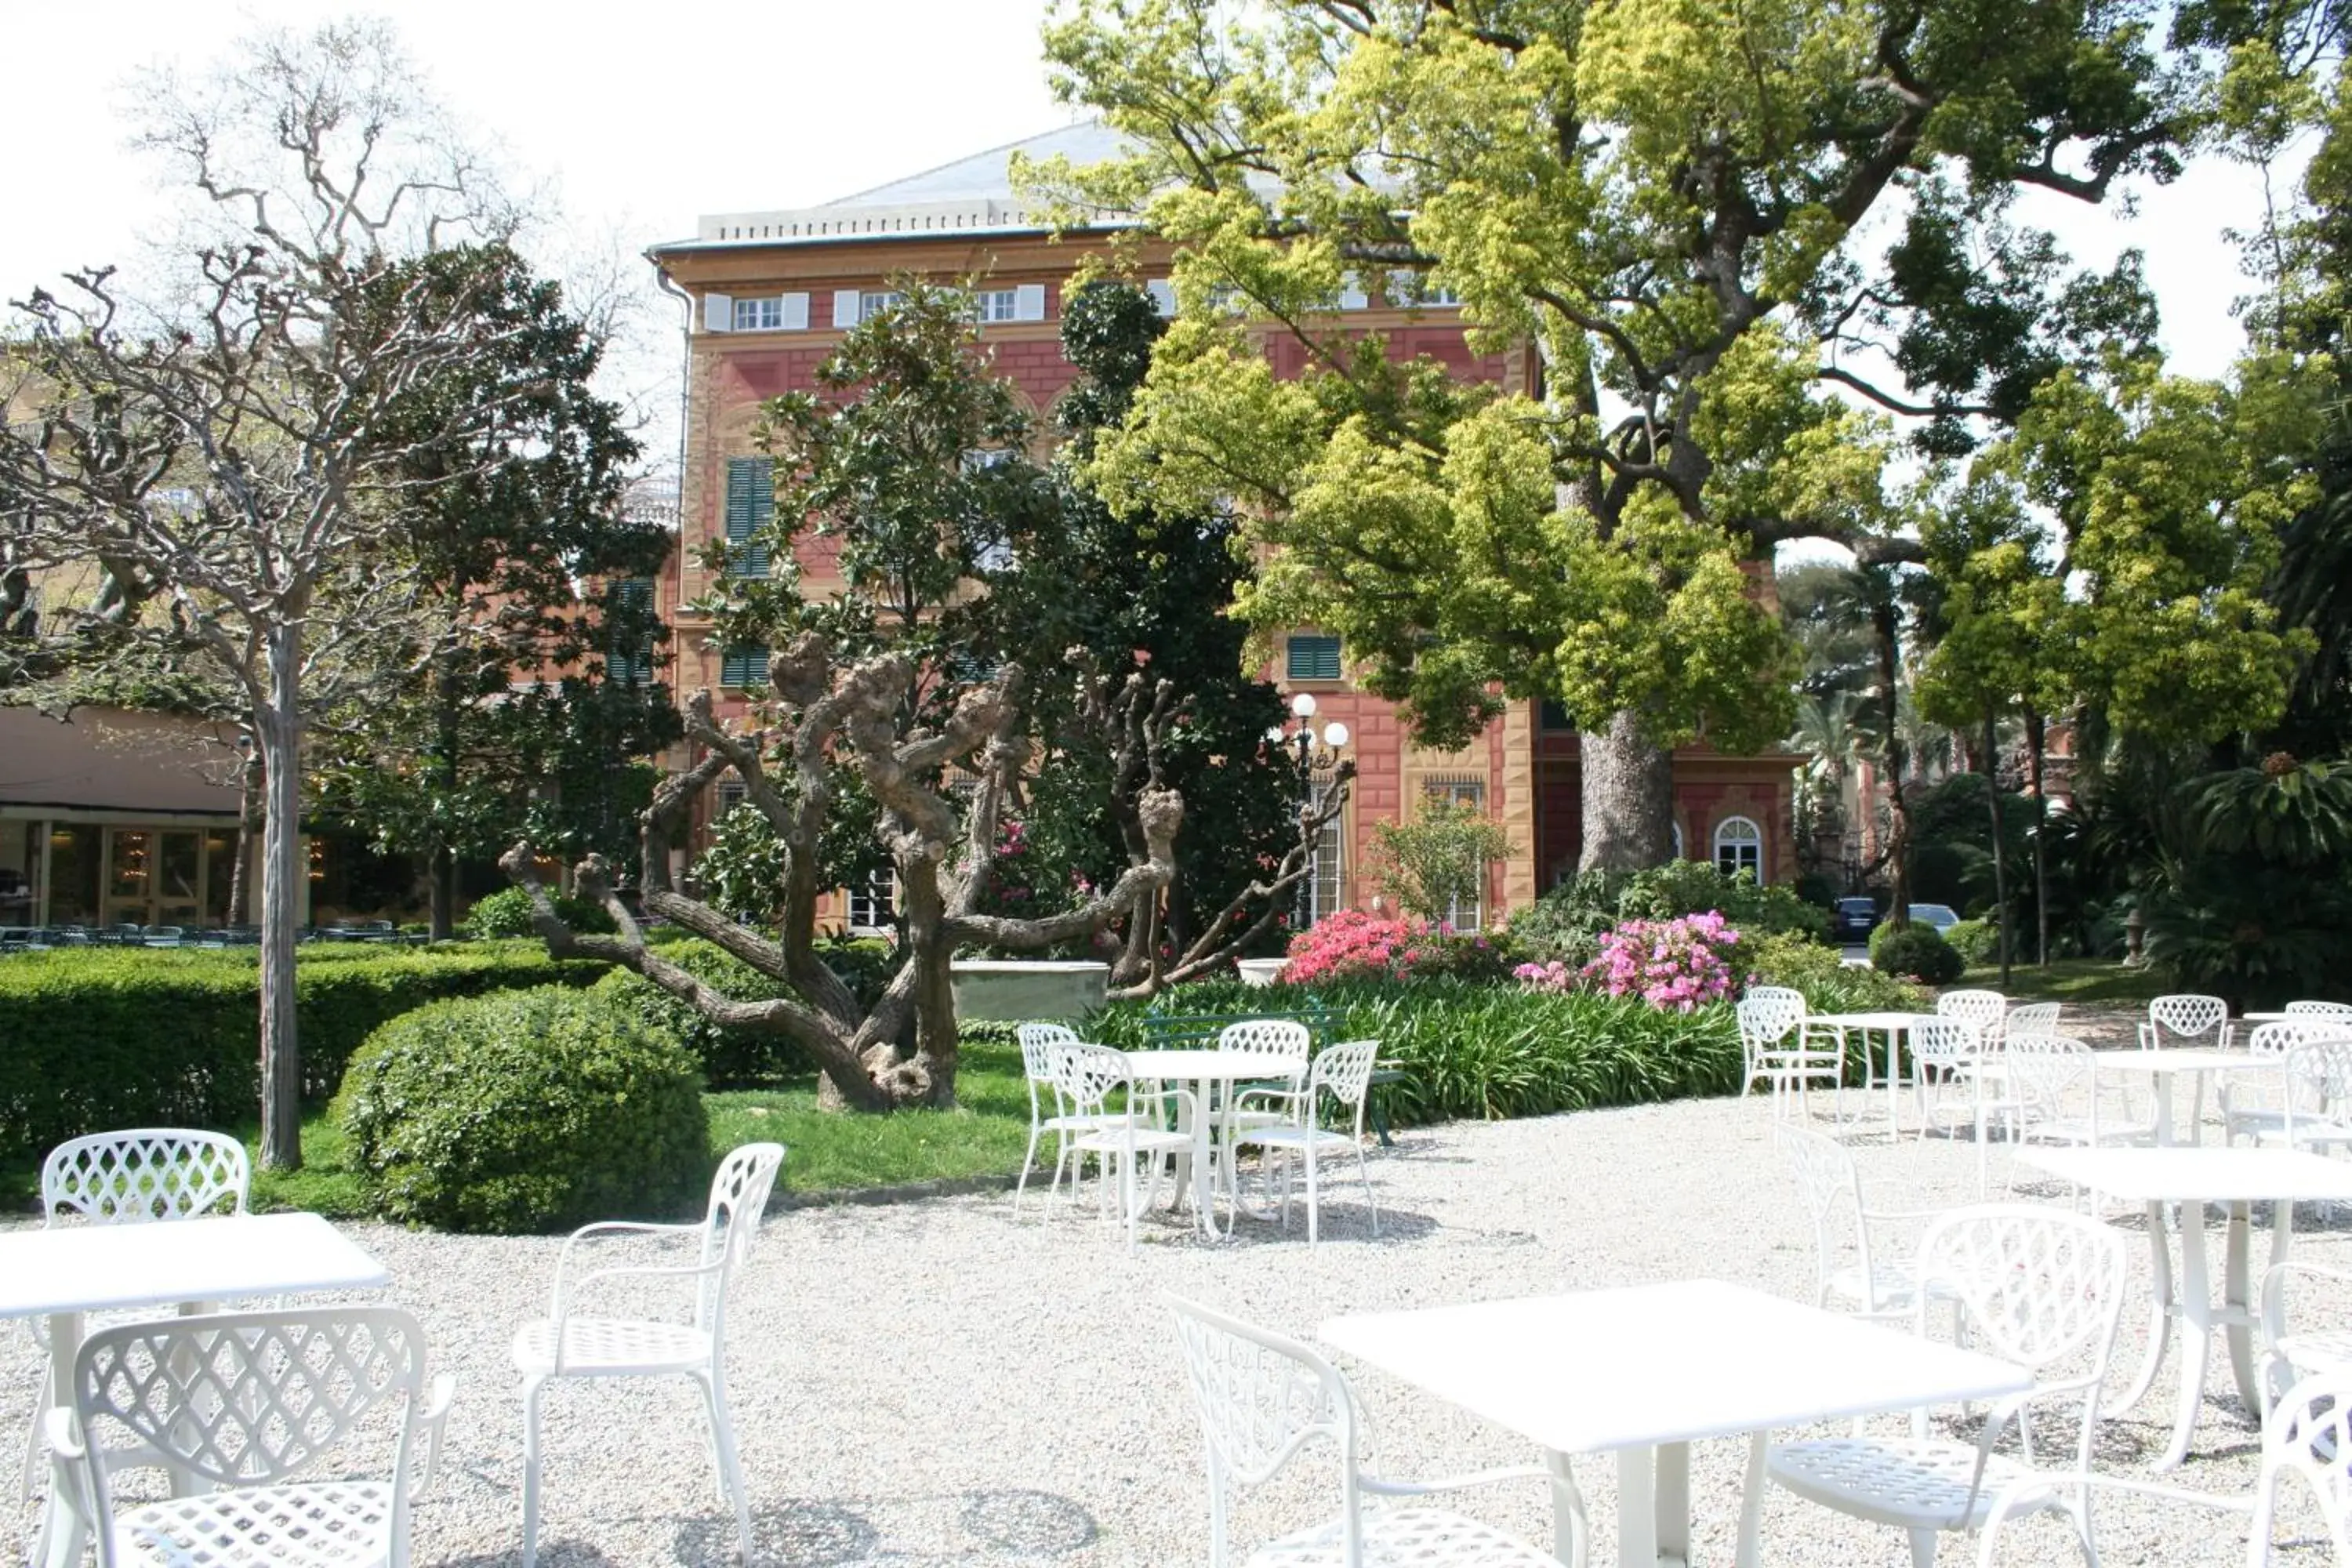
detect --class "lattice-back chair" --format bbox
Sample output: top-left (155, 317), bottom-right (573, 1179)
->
top-left (45, 1305), bottom-right (452, 1568)
top-left (2276, 1037), bottom-right (2352, 1157)
top-left (1739, 988), bottom-right (1838, 1116)
top-left (1762, 1205), bottom-right (2129, 1567)
top-left (2259, 1256), bottom-right (2352, 1407)
top-left (2002, 1036), bottom-right (2154, 1210)
top-left (2286, 1000), bottom-right (2352, 1020)
top-left (511, 1141), bottom-right (784, 1568)
top-left (1775, 1123), bottom-right (1942, 1324)
top-left (2143, 993), bottom-right (2234, 1051)
top-left (1230, 1040), bottom-right (1381, 1247)
top-left (1936, 990), bottom-right (2009, 1047)
top-left (2004, 1002), bottom-right (2062, 1040)
top-left (1064, 1046), bottom-right (1194, 1251)
top-left (1014, 1022), bottom-right (1102, 1208)
top-left (1162, 1294), bottom-right (1557, 1568)
top-left (1218, 1018), bottom-right (1316, 1141)
top-left (42, 1128), bottom-right (250, 1225)
top-left (1909, 1016), bottom-right (1987, 1142)
top-left (2225, 1020), bottom-right (2352, 1147)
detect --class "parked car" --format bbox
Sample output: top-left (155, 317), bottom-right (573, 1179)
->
top-left (1899, 902), bottom-right (1962, 933)
top-left (1831, 898), bottom-right (1877, 942)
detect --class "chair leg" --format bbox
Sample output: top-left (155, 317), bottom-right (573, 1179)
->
top-left (1356, 1143), bottom-right (1379, 1238)
top-left (699, 1370), bottom-right (753, 1563)
top-left (1305, 1143), bottom-right (1320, 1248)
top-left (1014, 1121), bottom-right (1042, 1210)
top-left (1907, 1526), bottom-right (1937, 1567)
top-left (521, 1376), bottom-right (546, 1568)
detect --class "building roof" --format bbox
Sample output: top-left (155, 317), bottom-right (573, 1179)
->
top-left (652, 121), bottom-right (1131, 256)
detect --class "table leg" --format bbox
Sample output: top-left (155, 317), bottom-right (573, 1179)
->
top-left (1190, 1078), bottom-right (1218, 1240)
top-left (1616, 1446), bottom-right (1659, 1568)
top-left (2152, 1077), bottom-right (2176, 1147)
top-left (2159, 1198), bottom-right (2213, 1471)
top-left (1654, 1441), bottom-right (1690, 1566)
top-left (2262, 1199), bottom-right (2296, 1411)
top-left (1735, 1432), bottom-right (1768, 1568)
top-left (1547, 1450), bottom-right (1590, 1568)
top-left (2108, 1202), bottom-right (2175, 1417)
top-left (1885, 1029), bottom-right (1902, 1140)
top-left (2221, 1200), bottom-right (2264, 1421)
top-left (34, 1310), bottom-right (85, 1568)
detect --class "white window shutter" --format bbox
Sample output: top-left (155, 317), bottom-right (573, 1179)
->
top-left (703, 292), bottom-right (732, 332)
top-left (833, 289), bottom-right (862, 328)
top-left (1338, 271), bottom-right (1368, 310)
top-left (1014, 283), bottom-right (1047, 322)
top-left (1145, 280), bottom-right (1177, 317)
top-left (780, 292), bottom-right (809, 330)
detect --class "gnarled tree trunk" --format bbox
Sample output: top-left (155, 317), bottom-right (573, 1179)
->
top-left (1578, 710), bottom-right (1675, 873)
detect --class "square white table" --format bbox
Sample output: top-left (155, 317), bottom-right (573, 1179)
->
top-left (0, 1212), bottom-right (390, 1568)
top-left (1322, 1281), bottom-right (2030, 1568)
top-left (1122, 1049), bottom-right (1300, 1239)
top-left (2092, 1048), bottom-right (2282, 1145)
top-left (2018, 1146), bottom-right (2352, 1469)
top-left (1802, 1011), bottom-right (1930, 1137)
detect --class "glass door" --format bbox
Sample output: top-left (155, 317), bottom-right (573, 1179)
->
top-left (155, 831), bottom-right (202, 926)
top-left (105, 828), bottom-right (155, 927)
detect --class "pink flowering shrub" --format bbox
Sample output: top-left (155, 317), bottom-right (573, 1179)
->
top-left (1285, 909), bottom-right (1425, 984)
top-left (1578, 912), bottom-right (1742, 1012)
top-left (1512, 959), bottom-right (1579, 994)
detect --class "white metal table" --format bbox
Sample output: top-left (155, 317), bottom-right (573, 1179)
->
top-left (2094, 1047), bottom-right (2281, 1146)
top-left (2018, 1146), bottom-right (2352, 1469)
top-left (1123, 1049), bottom-right (1300, 1239)
top-left (1801, 1011), bottom-right (1929, 1137)
top-left (1322, 1280), bottom-right (2029, 1568)
top-left (0, 1211), bottom-right (390, 1568)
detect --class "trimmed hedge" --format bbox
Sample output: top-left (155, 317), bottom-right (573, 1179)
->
top-left (1943, 918), bottom-right (2000, 967)
top-left (1090, 978), bottom-right (1742, 1128)
top-left (1871, 923), bottom-right (1966, 984)
top-left (338, 986), bottom-right (708, 1233)
top-left (0, 943), bottom-right (607, 1160)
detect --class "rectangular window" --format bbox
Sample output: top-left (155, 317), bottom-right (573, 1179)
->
top-left (858, 290), bottom-right (905, 321)
top-left (1286, 633), bottom-right (1342, 683)
top-left (1539, 699), bottom-right (1573, 732)
top-left (975, 288), bottom-right (1019, 323)
top-left (1301, 786), bottom-right (1344, 927)
top-left (606, 577), bottom-right (656, 684)
top-left (723, 458), bottom-right (772, 579)
top-left (732, 296), bottom-right (784, 331)
top-left (1386, 270), bottom-right (1460, 307)
top-left (716, 782), bottom-right (748, 817)
top-left (720, 646), bottom-right (770, 689)
top-left (846, 868), bottom-right (896, 933)
top-left (1422, 779), bottom-right (1486, 931)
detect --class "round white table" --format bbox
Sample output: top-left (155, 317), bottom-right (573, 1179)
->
top-left (2095, 1047), bottom-right (2284, 1145)
top-left (1801, 1011), bottom-right (1930, 1138)
top-left (1123, 1049), bottom-right (1301, 1239)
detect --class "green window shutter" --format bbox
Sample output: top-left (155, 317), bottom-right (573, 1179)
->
top-left (1286, 633), bottom-right (1342, 682)
top-left (720, 645), bottom-right (770, 689)
top-left (723, 458), bottom-right (773, 579)
top-left (606, 578), bottom-right (655, 684)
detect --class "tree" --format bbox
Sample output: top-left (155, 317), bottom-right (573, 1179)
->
top-left (1033, 0), bottom-right (2198, 871)
top-left (308, 245), bottom-right (674, 938)
top-left (1368, 798), bottom-right (1514, 925)
top-left (0, 22), bottom-right (541, 1168)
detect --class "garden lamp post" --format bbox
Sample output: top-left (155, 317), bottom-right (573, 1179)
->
top-left (1268, 693), bottom-right (1352, 922)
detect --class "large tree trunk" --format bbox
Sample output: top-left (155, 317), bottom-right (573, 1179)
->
top-left (1983, 710), bottom-right (2013, 987)
top-left (1577, 711), bottom-right (1674, 873)
top-left (256, 624), bottom-right (306, 1171)
top-left (2025, 710), bottom-right (2050, 968)
top-left (1870, 596), bottom-right (1914, 929)
top-left (427, 846), bottom-right (455, 944)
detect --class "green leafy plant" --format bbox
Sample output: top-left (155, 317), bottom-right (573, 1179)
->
top-left (338, 986), bottom-right (708, 1233)
top-left (1367, 800), bottom-right (1515, 924)
top-left (1871, 924), bottom-right (1966, 985)
top-left (1942, 918), bottom-right (2000, 967)
top-left (1743, 931), bottom-right (1926, 1013)
top-left (463, 885), bottom-right (614, 939)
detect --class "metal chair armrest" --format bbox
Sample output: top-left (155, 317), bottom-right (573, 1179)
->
top-left (1976, 1472), bottom-right (2249, 1568)
top-left (1357, 1462), bottom-right (1554, 1497)
top-left (2259, 1258), bottom-right (2352, 1348)
top-left (550, 1221), bottom-right (702, 1316)
top-left (43, 1407), bottom-right (81, 1463)
top-left (409, 1373), bottom-right (456, 1501)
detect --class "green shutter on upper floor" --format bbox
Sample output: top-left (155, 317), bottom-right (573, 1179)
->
top-left (1286, 633), bottom-right (1342, 682)
top-left (723, 458), bottom-right (773, 579)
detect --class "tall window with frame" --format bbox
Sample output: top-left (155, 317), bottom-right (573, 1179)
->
top-left (1301, 789), bottom-right (1344, 927)
top-left (1423, 778), bottom-right (1487, 931)
top-left (845, 868), bottom-right (897, 935)
top-left (1713, 815), bottom-right (1765, 880)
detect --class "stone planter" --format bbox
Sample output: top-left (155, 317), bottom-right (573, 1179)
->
top-left (1236, 957), bottom-right (1291, 988)
top-left (949, 959), bottom-right (1110, 1022)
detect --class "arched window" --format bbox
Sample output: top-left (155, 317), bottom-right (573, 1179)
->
top-left (1713, 815), bottom-right (1764, 880)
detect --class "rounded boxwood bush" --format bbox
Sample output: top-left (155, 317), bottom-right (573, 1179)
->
top-left (337, 986), bottom-right (708, 1233)
top-left (1871, 924), bottom-right (1966, 985)
top-left (1943, 918), bottom-right (2000, 967)
top-left (463, 886), bottom-right (615, 940)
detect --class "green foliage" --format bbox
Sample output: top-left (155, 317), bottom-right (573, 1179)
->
top-left (1943, 918), bottom-right (2001, 967)
top-left (463, 886), bottom-right (614, 939)
top-left (594, 936), bottom-right (896, 1087)
top-left (1871, 924), bottom-right (1966, 985)
top-left (1507, 862), bottom-right (1830, 964)
top-left (1742, 931), bottom-right (1926, 1014)
top-left (1090, 978), bottom-right (1740, 1127)
top-left (0, 944), bottom-right (607, 1161)
top-left (1368, 799), bottom-right (1515, 924)
top-left (2189, 755), bottom-right (2352, 864)
top-left (338, 986), bottom-right (707, 1234)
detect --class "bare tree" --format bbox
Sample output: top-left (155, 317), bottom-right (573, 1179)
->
top-left (0, 22), bottom-right (543, 1169)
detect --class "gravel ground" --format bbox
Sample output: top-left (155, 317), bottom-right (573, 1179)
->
top-left (11, 1029), bottom-right (2347, 1567)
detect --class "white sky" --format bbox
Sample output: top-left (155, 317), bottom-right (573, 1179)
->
top-left (0, 2), bottom-right (2299, 476)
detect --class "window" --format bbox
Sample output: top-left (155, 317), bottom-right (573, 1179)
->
top-left (1423, 779), bottom-right (1486, 931)
top-left (859, 290), bottom-right (905, 321)
top-left (1287, 633), bottom-right (1342, 682)
top-left (1145, 279), bottom-right (1177, 317)
top-left (975, 288), bottom-right (1019, 323)
top-left (723, 458), bottom-right (772, 579)
top-left (733, 296), bottom-right (782, 331)
top-left (1301, 786), bottom-right (1344, 927)
top-left (1713, 815), bottom-right (1764, 880)
top-left (846, 868), bottom-right (896, 933)
top-left (1539, 699), bottom-right (1573, 732)
top-left (605, 578), bottom-right (656, 684)
top-left (1385, 270), bottom-right (1460, 307)
top-left (720, 645), bottom-right (770, 689)
top-left (716, 782), bottom-right (748, 817)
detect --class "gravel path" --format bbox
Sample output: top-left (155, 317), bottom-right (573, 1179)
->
top-left (10, 1057), bottom-right (2347, 1566)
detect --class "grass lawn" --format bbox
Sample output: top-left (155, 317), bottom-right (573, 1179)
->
top-left (2, 1039), bottom-right (1036, 1218)
top-left (1958, 956), bottom-right (2168, 1006)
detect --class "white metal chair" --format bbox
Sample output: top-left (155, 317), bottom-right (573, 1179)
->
top-left (1740, 988), bottom-right (1842, 1117)
top-left (1065, 1046), bottom-right (1196, 1250)
top-left (1937, 990), bottom-right (2009, 1047)
top-left (1014, 1022), bottom-right (1112, 1207)
top-left (2259, 1258), bottom-right (2352, 1406)
top-left (1218, 1018), bottom-right (1314, 1131)
top-left (2002, 1002), bottom-right (2060, 1039)
top-left (1230, 1040), bottom-right (1381, 1247)
top-left (1162, 1293), bottom-right (1560, 1568)
top-left (2285, 1000), bottom-right (2352, 1018)
top-left (2225, 1019), bottom-right (2350, 1145)
top-left (512, 1142), bottom-right (784, 1568)
top-left (2229, 1032), bottom-right (2352, 1156)
top-left (44, 1305), bottom-right (452, 1568)
top-left (1777, 1123), bottom-right (1949, 1324)
top-left (1737, 985), bottom-right (1807, 1091)
top-left (2003, 1033), bottom-right (2155, 1152)
top-left (22, 1128), bottom-right (256, 1497)
top-left (1910, 1017), bottom-right (1991, 1144)
top-left (2142, 993), bottom-right (2234, 1051)
top-left (1762, 1204), bottom-right (2130, 1568)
